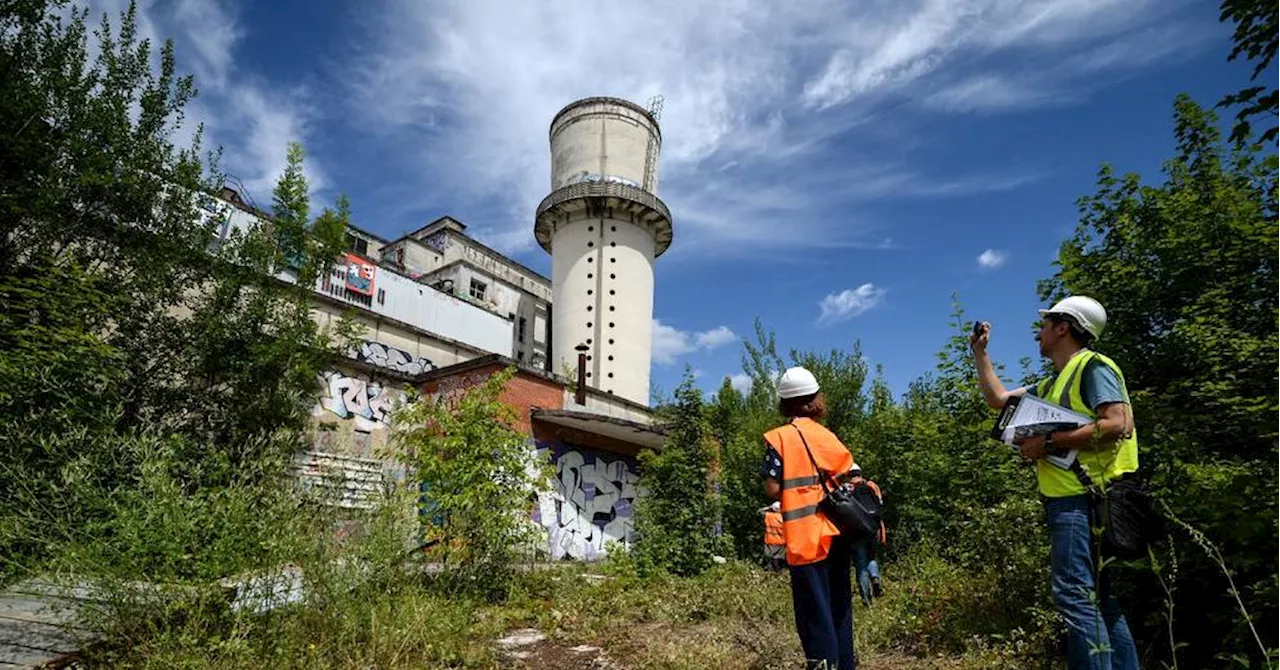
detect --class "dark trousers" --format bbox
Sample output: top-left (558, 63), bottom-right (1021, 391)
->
top-left (789, 535), bottom-right (856, 670)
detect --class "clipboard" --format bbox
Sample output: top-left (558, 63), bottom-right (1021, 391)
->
top-left (990, 394), bottom-right (1092, 470)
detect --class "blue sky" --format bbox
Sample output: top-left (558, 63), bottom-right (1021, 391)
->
top-left (96, 0), bottom-right (1264, 401)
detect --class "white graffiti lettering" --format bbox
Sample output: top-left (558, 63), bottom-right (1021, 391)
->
top-left (351, 340), bottom-right (435, 376)
top-left (315, 371), bottom-right (403, 431)
top-left (534, 445), bottom-right (641, 561)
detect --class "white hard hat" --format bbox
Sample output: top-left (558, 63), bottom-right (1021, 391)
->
top-left (1039, 296), bottom-right (1107, 339)
top-left (777, 366), bottom-right (820, 399)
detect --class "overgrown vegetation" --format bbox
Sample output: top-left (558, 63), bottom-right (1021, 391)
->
top-left (632, 373), bottom-right (728, 577)
top-left (0, 0), bottom-right (355, 588)
top-left (392, 366), bottom-right (551, 600)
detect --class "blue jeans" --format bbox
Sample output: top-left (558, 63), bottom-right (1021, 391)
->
top-left (1045, 495), bottom-right (1140, 670)
top-left (789, 535), bottom-right (856, 670)
top-left (851, 540), bottom-right (880, 606)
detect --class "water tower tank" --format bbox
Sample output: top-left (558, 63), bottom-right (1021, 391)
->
top-left (534, 97), bottom-right (674, 407)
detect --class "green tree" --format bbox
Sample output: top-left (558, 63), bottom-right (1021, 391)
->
top-left (0, 1), bottom-right (351, 583)
top-left (1217, 0), bottom-right (1278, 144)
top-left (1040, 95), bottom-right (1278, 666)
top-left (391, 367), bottom-right (549, 600)
top-left (789, 342), bottom-right (870, 444)
top-left (634, 370), bottom-right (725, 576)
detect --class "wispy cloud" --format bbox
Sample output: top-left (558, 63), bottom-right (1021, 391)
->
top-left (88, 0), bottom-right (324, 205)
top-left (341, 0), bottom-right (1199, 256)
top-left (924, 75), bottom-right (1071, 113)
top-left (728, 373), bottom-right (753, 394)
top-left (818, 283), bottom-right (887, 325)
top-left (652, 319), bottom-right (738, 365)
top-left (978, 249), bottom-right (1007, 269)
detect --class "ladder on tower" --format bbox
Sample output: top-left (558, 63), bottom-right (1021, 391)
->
top-left (643, 95), bottom-right (664, 193)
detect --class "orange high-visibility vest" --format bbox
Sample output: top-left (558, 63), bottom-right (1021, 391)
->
top-left (763, 418), bottom-right (855, 566)
top-left (763, 510), bottom-right (785, 546)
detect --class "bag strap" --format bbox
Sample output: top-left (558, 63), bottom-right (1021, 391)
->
top-left (1069, 459), bottom-right (1099, 494)
top-left (791, 421), bottom-right (833, 497)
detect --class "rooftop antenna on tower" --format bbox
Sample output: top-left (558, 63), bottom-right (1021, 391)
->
top-left (643, 95), bottom-right (664, 192)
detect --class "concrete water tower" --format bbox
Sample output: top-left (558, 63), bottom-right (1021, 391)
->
top-left (534, 97), bottom-right (673, 406)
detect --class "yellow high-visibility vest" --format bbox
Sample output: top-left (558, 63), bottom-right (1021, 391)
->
top-left (1034, 350), bottom-right (1139, 497)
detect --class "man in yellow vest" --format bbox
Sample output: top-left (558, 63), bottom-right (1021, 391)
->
top-left (971, 296), bottom-right (1140, 670)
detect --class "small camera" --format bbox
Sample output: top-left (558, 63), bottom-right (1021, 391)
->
top-left (973, 321), bottom-right (984, 335)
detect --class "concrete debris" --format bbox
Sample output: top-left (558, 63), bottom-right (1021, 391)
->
top-left (496, 628), bottom-right (546, 647)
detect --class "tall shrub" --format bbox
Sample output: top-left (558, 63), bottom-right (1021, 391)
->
top-left (392, 367), bottom-right (549, 600)
top-left (633, 371), bottom-right (725, 576)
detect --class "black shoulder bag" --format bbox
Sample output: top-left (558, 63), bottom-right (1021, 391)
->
top-left (792, 423), bottom-right (880, 542)
top-left (1070, 461), bottom-right (1163, 562)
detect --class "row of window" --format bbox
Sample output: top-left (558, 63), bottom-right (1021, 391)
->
top-left (584, 224), bottom-right (620, 394)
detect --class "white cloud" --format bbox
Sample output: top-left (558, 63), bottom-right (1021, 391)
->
top-left (341, 0), bottom-right (1196, 256)
top-left (978, 249), bottom-right (1007, 269)
top-left (923, 75), bottom-right (1071, 113)
top-left (695, 326), bottom-right (738, 350)
top-left (652, 319), bottom-right (738, 365)
top-left (728, 373), bottom-right (753, 394)
top-left (89, 0), bottom-right (324, 206)
top-left (818, 283), bottom-right (887, 325)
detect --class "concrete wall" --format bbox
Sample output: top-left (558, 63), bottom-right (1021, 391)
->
top-left (532, 436), bottom-right (641, 560)
top-left (443, 233), bottom-right (552, 303)
top-left (317, 263), bottom-right (513, 356)
top-left (310, 363), bottom-right (409, 456)
top-left (562, 388), bottom-right (656, 426)
top-left (550, 216), bottom-right (655, 406)
top-left (346, 228), bottom-right (384, 262)
top-left (381, 238), bottom-right (444, 278)
top-left (311, 302), bottom-right (490, 371)
top-left (550, 98), bottom-right (660, 194)
top-left (432, 262), bottom-right (550, 370)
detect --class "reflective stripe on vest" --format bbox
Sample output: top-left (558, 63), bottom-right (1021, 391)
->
top-left (763, 418), bottom-right (854, 566)
top-left (764, 511), bottom-right (786, 546)
top-left (1034, 350), bottom-right (1141, 498)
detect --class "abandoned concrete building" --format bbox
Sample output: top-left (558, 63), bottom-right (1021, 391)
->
top-left (200, 96), bottom-right (673, 561)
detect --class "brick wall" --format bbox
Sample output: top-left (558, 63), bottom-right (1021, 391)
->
top-left (419, 363), bottom-right (564, 434)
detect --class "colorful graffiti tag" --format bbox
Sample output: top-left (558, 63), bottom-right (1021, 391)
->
top-left (351, 340), bottom-right (435, 376)
top-left (314, 371), bottom-right (403, 432)
top-left (533, 441), bottom-right (641, 560)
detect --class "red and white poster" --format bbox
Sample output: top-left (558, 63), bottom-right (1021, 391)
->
top-left (343, 253), bottom-right (376, 296)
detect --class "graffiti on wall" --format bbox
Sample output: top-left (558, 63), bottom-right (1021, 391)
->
top-left (351, 340), bottom-right (436, 376)
top-left (343, 253), bottom-right (377, 296)
top-left (424, 231), bottom-right (449, 252)
top-left (425, 371), bottom-right (492, 406)
top-left (533, 442), bottom-right (641, 560)
top-left (314, 371), bottom-right (404, 432)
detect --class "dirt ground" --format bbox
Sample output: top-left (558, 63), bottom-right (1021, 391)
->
top-left (495, 626), bottom-right (978, 670)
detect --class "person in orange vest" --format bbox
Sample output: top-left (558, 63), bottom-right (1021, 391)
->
top-left (847, 464), bottom-right (885, 605)
top-left (761, 501), bottom-right (787, 571)
top-left (762, 367), bottom-right (858, 670)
